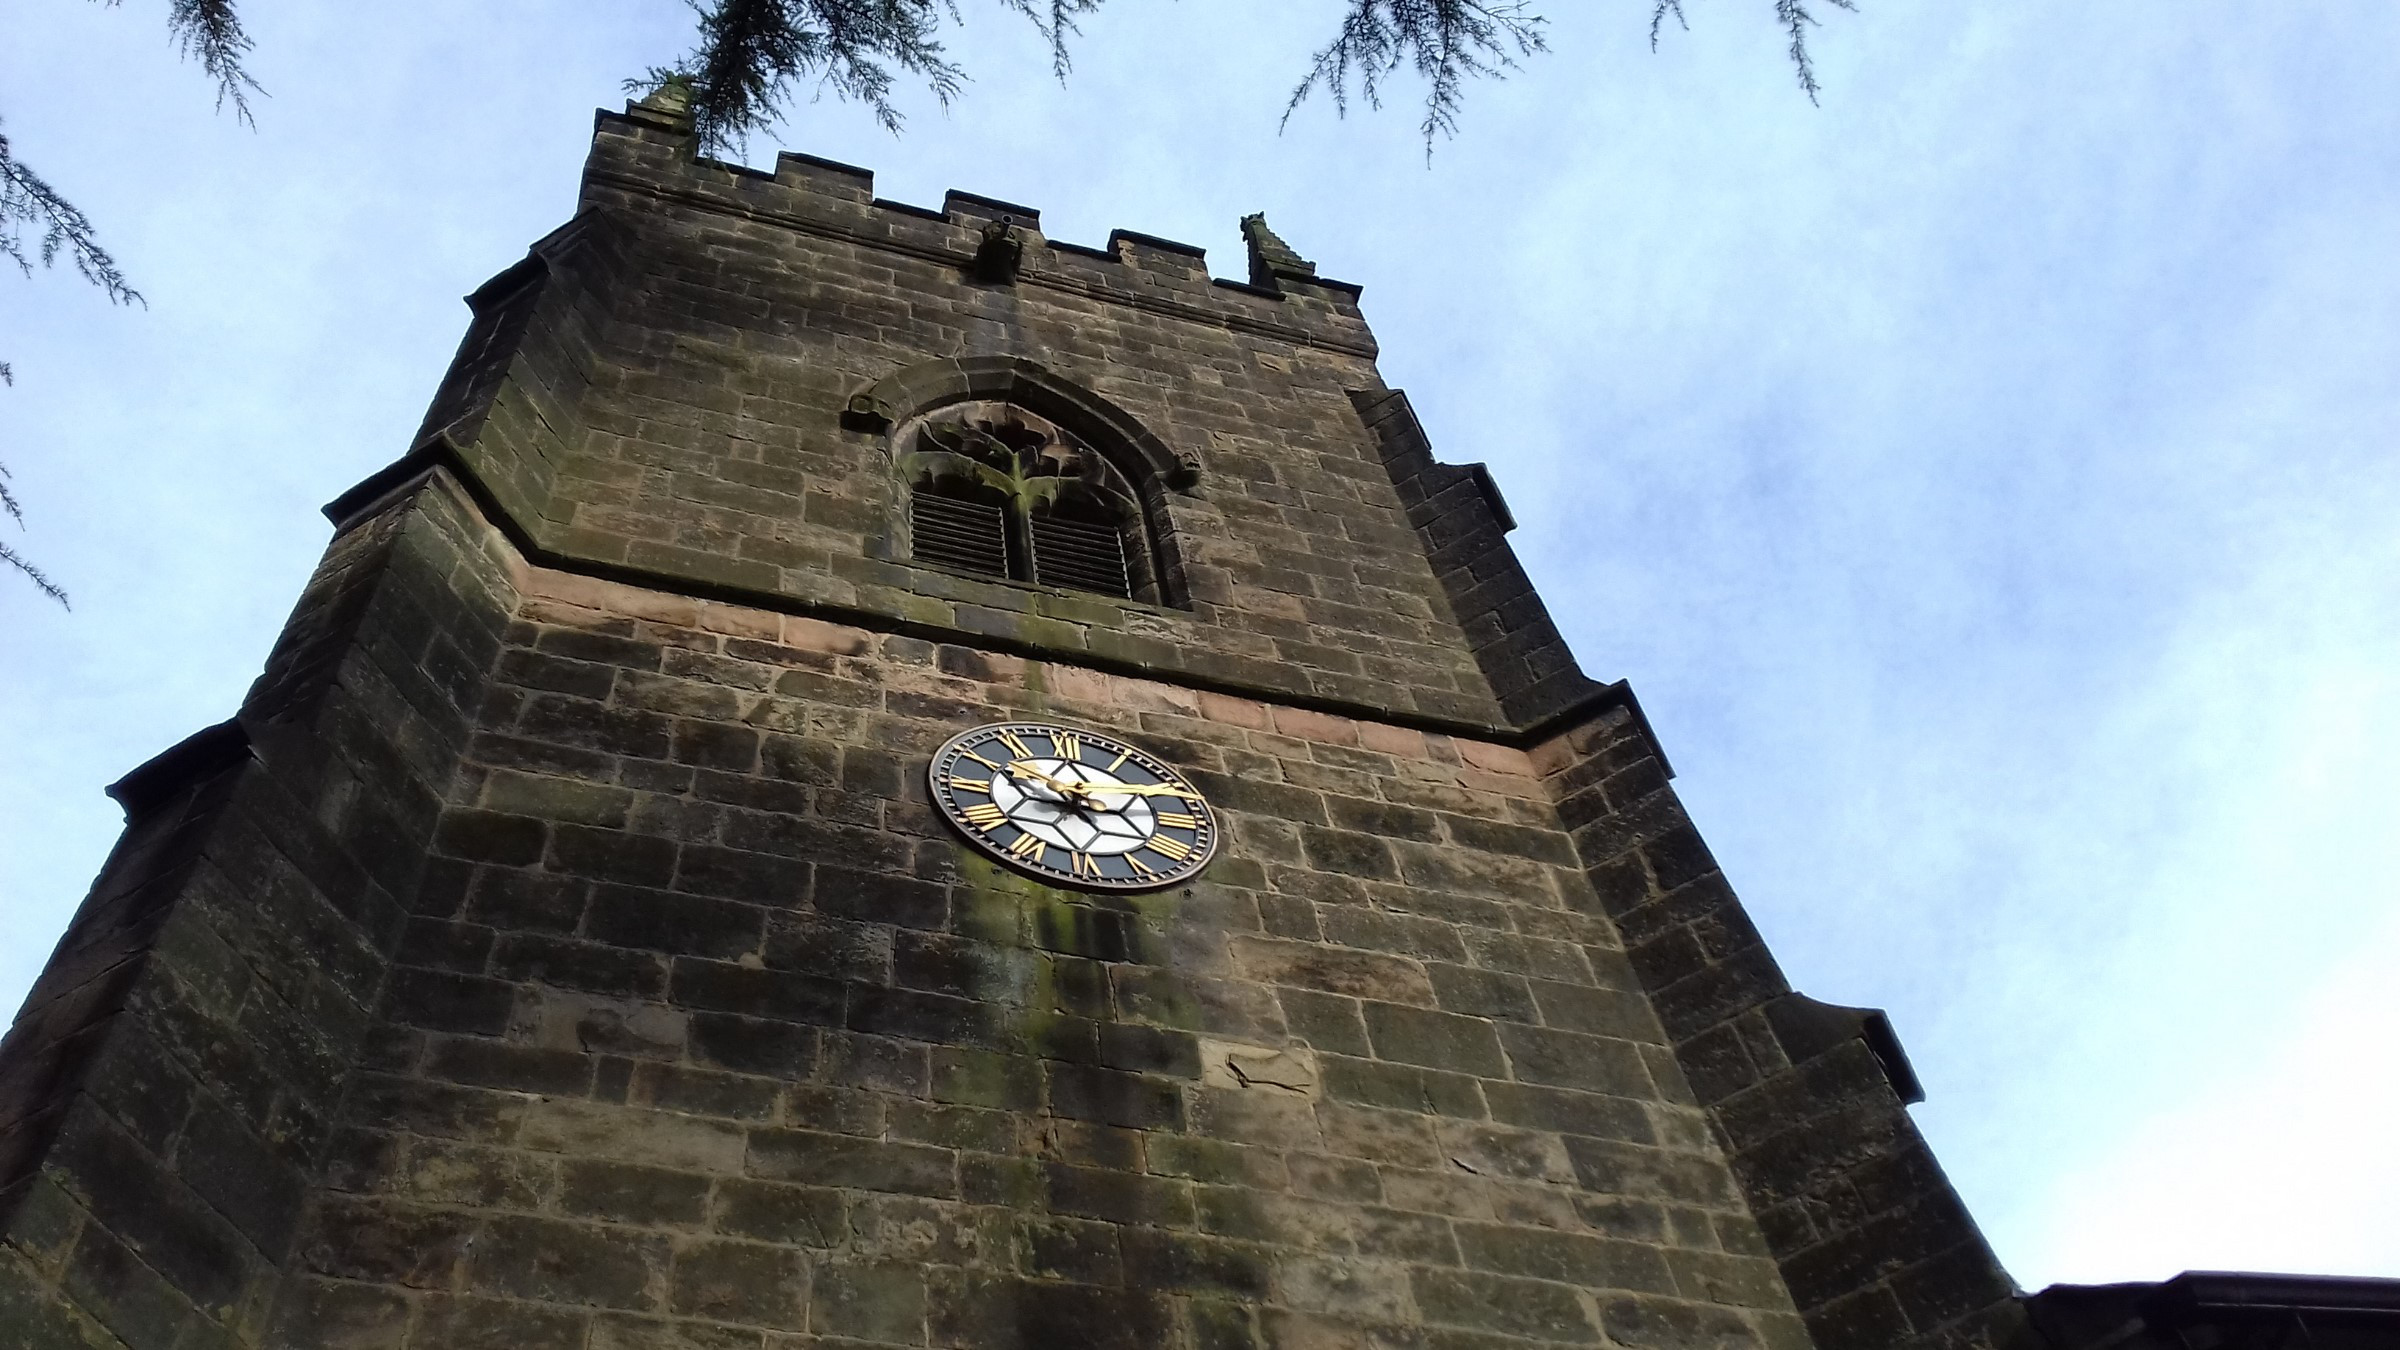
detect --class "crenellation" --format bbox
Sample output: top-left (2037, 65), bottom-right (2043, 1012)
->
top-left (773, 149), bottom-right (875, 201)
top-left (942, 188), bottom-right (1040, 231)
top-left (587, 106), bottom-right (1373, 352)
top-left (1106, 227), bottom-right (1210, 270)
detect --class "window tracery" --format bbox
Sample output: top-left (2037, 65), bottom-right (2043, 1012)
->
top-left (895, 401), bottom-right (1160, 602)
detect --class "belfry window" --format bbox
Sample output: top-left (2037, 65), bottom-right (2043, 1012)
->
top-left (899, 404), bottom-right (1153, 602)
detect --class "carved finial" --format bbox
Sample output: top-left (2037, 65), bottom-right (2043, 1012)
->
top-left (1240, 213), bottom-right (1318, 290)
top-left (972, 217), bottom-right (1025, 284)
top-left (628, 74), bottom-right (697, 135)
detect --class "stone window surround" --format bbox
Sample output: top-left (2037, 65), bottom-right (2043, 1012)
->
top-left (848, 355), bottom-right (1201, 611)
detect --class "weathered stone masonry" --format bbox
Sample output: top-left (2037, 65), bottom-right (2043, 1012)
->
top-left (0, 91), bottom-right (2041, 1350)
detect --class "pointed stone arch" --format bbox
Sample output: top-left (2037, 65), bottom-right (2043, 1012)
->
top-left (849, 356), bottom-right (1197, 608)
top-left (846, 356), bottom-right (1201, 492)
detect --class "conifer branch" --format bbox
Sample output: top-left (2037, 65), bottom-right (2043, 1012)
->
top-left (90, 0), bottom-right (265, 121)
top-left (658, 0), bottom-right (968, 150)
top-left (1, 125), bottom-right (142, 308)
top-left (1650, 0), bottom-right (1688, 51)
top-left (655, 1), bottom-right (1855, 159)
top-left (2, 122), bottom-right (125, 608)
top-left (3, 1), bottom-right (260, 605)
top-left (1775, 0), bottom-right (1857, 104)
top-left (0, 462), bottom-right (70, 608)
top-left (1281, 1), bottom-right (1548, 151)
top-left (165, 0), bottom-right (265, 122)
top-left (996, 0), bottom-right (1103, 81)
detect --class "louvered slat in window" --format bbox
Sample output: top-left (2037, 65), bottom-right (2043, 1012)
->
top-left (912, 493), bottom-right (1009, 579)
top-left (1030, 514), bottom-right (1132, 599)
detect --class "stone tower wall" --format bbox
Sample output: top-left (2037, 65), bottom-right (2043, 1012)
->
top-left (0, 98), bottom-right (2035, 1350)
top-left (376, 103), bottom-right (1504, 731)
top-left (262, 515), bottom-right (1805, 1348)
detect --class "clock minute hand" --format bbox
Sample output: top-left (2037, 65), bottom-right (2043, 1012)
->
top-left (1002, 762), bottom-right (1190, 802)
top-left (1077, 780), bottom-right (1193, 799)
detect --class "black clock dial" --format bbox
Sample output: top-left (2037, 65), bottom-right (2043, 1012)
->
top-left (928, 722), bottom-right (1219, 891)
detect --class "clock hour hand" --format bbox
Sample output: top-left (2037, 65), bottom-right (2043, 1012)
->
top-left (1001, 764), bottom-right (1109, 820)
top-left (1001, 762), bottom-right (1087, 798)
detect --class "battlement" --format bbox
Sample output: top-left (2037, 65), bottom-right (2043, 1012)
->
top-left (583, 103), bottom-right (1373, 357)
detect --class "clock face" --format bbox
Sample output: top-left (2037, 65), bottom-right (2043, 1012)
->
top-left (928, 722), bottom-right (1219, 891)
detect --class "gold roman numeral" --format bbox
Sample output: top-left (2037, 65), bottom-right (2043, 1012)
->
top-left (1155, 812), bottom-right (1200, 830)
top-left (1106, 749), bottom-right (1131, 771)
top-left (995, 729), bottom-right (1034, 759)
top-left (1007, 833), bottom-right (1046, 864)
top-left (961, 803), bottom-right (1007, 828)
top-left (1123, 854), bottom-right (1155, 877)
top-left (960, 748), bottom-right (1004, 770)
top-left (1053, 732), bottom-right (1083, 762)
top-left (1071, 851), bottom-right (1100, 879)
top-left (1146, 835), bottom-right (1194, 863)
top-left (947, 776), bottom-right (992, 793)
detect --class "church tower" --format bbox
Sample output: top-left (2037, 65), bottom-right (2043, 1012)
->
top-left (0, 92), bottom-right (2040, 1349)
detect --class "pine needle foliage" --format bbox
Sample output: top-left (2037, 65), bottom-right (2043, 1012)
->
top-left (0, 462), bottom-right (70, 609)
top-left (651, 1), bottom-right (1856, 157)
top-left (4, 2), bottom-right (257, 605)
top-left (2, 120), bottom-right (138, 608)
top-left (1651, 0), bottom-right (1854, 101)
top-left (1281, 1), bottom-right (1547, 150)
top-left (0, 126), bottom-right (141, 313)
top-left (156, 0), bottom-right (267, 122)
top-left (1774, 0), bottom-right (1857, 102)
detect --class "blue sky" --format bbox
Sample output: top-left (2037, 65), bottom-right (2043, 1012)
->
top-left (4, 0), bottom-right (2395, 1290)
